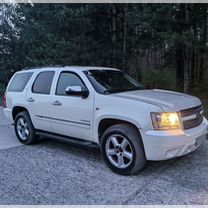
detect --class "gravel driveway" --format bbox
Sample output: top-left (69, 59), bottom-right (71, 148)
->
top-left (0, 107), bottom-right (208, 205)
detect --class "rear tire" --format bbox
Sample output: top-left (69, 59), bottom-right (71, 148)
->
top-left (14, 111), bottom-right (37, 145)
top-left (100, 123), bottom-right (146, 175)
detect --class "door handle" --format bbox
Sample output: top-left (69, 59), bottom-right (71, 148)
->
top-left (26, 97), bottom-right (35, 102)
top-left (52, 100), bottom-right (62, 106)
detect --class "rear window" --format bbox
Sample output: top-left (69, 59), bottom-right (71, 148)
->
top-left (8, 72), bottom-right (33, 92)
top-left (32, 71), bottom-right (55, 94)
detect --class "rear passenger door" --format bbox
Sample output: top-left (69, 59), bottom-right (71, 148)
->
top-left (26, 71), bottom-right (55, 132)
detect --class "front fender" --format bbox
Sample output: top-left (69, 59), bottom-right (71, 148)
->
top-left (93, 114), bottom-right (142, 144)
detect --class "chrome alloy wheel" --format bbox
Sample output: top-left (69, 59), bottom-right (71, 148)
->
top-left (16, 117), bottom-right (30, 141)
top-left (105, 134), bottom-right (133, 169)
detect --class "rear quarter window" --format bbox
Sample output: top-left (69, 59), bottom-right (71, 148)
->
top-left (8, 72), bottom-right (33, 92)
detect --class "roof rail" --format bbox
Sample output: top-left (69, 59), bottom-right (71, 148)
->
top-left (21, 66), bottom-right (43, 71)
top-left (49, 64), bottom-right (65, 67)
top-left (21, 65), bottom-right (65, 71)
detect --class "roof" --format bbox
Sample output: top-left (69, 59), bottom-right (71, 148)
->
top-left (21, 65), bottom-right (120, 72)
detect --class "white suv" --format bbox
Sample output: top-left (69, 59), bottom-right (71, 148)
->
top-left (4, 66), bottom-right (208, 175)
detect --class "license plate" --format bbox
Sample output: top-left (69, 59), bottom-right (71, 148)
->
top-left (195, 135), bottom-right (206, 146)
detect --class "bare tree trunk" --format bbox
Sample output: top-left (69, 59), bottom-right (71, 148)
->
top-left (195, 51), bottom-right (199, 81)
top-left (183, 4), bottom-right (190, 94)
top-left (199, 8), bottom-right (207, 82)
top-left (184, 49), bottom-right (191, 94)
top-left (154, 47), bottom-right (157, 67)
top-left (191, 24), bottom-right (197, 89)
top-left (163, 43), bottom-right (166, 67)
top-left (111, 4), bottom-right (117, 68)
top-left (191, 49), bottom-right (195, 88)
top-left (137, 54), bottom-right (142, 82)
top-left (122, 4), bottom-right (128, 72)
top-left (146, 48), bottom-right (150, 69)
top-left (176, 47), bottom-right (184, 90)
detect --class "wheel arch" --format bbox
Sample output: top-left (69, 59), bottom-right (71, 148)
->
top-left (12, 106), bottom-right (29, 120)
top-left (97, 117), bottom-right (142, 144)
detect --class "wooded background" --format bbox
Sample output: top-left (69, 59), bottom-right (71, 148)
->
top-left (0, 3), bottom-right (208, 114)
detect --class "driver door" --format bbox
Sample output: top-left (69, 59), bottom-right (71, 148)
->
top-left (50, 71), bottom-right (93, 141)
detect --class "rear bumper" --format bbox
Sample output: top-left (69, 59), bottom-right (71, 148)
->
top-left (142, 117), bottom-right (208, 161)
top-left (4, 108), bottom-right (13, 123)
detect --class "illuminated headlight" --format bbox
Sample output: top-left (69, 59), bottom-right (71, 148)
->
top-left (151, 112), bottom-right (181, 130)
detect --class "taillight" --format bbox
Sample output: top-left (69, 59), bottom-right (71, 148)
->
top-left (3, 92), bottom-right (6, 108)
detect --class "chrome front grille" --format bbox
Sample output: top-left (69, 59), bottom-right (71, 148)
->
top-left (180, 105), bottom-right (204, 130)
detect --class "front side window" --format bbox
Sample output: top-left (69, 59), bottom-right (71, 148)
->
top-left (32, 71), bottom-right (55, 94)
top-left (56, 72), bottom-right (86, 95)
top-left (84, 70), bottom-right (144, 94)
top-left (8, 72), bottom-right (33, 92)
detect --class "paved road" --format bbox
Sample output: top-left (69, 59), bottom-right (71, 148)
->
top-left (0, 106), bottom-right (208, 205)
top-left (0, 108), bottom-right (22, 150)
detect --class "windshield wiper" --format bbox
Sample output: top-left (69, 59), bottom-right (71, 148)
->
top-left (106, 88), bottom-right (140, 94)
top-left (103, 90), bottom-right (110, 94)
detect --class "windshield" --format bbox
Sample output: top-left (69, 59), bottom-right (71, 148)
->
top-left (84, 70), bottom-right (144, 94)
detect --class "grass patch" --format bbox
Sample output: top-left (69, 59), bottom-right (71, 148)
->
top-left (201, 98), bottom-right (208, 119)
top-left (190, 90), bottom-right (208, 119)
top-left (0, 83), bottom-right (5, 106)
top-left (0, 94), bottom-right (3, 106)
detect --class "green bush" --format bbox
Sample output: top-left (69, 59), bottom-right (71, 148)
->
top-left (0, 83), bottom-right (5, 94)
top-left (141, 69), bottom-right (176, 90)
top-left (202, 99), bottom-right (208, 119)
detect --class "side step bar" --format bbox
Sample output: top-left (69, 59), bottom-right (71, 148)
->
top-left (36, 130), bottom-right (99, 149)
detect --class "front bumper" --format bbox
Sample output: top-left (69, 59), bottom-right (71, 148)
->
top-left (142, 117), bottom-right (208, 161)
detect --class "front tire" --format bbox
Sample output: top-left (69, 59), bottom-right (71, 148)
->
top-left (14, 111), bottom-right (37, 145)
top-left (100, 123), bottom-right (146, 175)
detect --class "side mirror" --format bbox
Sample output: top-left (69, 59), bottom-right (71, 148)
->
top-left (65, 86), bottom-right (89, 98)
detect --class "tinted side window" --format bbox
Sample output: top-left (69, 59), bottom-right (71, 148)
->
top-left (56, 72), bottom-right (85, 95)
top-left (8, 72), bottom-right (33, 92)
top-left (32, 71), bottom-right (55, 94)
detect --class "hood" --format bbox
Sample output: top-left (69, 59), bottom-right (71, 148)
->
top-left (111, 89), bottom-right (202, 112)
